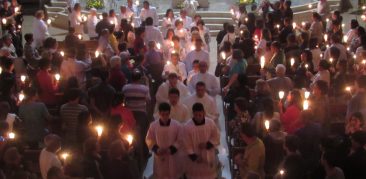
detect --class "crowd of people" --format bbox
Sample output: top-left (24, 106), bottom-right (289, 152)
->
top-left (0, 0), bottom-right (366, 178)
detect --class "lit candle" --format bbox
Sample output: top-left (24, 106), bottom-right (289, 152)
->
top-left (156, 42), bottom-right (161, 49)
top-left (60, 51), bottom-right (64, 57)
top-left (2, 18), bottom-right (6, 24)
top-left (98, 15), bottom-right (102, 19)
top-left (254, 35), bottom-right (258, 40)
top-left (264, 120), bottom-right (270, 130)
top-left (14, 7), bottom-right (19, 13)
top-left (326, 18), bottom-right (329, 23)
top-left (171, 50), bottom-right (176, 54)
top-left (305, 64), bottom-right (309, 69)
top-left (130, 59), bottom-right (135, 64)
top-left (55, 73), bottom-right (61, 81)
top-left (320, 53), bottom-right (323, 58)
top-left (343, 36), bottom-right (348, 43)
top-left (82, 15), bottom-right (87, 22)
top-left (308, 4), bottom-right (312, 8)
top-left (47, 19), bottom-right (51, 25)
top-left (190, 45), bottom-right (195, 51)
top-left (260, 56), bottom-right (265, 69)
top-left (61, 152), bottom-right (70, 161)
top-left (230, 9), bottom-right (235, 15)
top-left (18, 92), bottom-right (25, 102)
top-left (278, 91), bottom-right (285, 99)
top-left (301, 21), bottom-right (305, 27)
top-left (77, 34), bottom-right (82, 40)
top-left (18, 25), bottom-right (21, 29)
top-left (345, 86), bottom-right (351, 92)
top-left (126, 134), bottom-right (134, 145)
top-left (276, 24), bottom-right (280, 29)
top-left (166, 61), bottom-right (171, 65)
top-left (95, 51), bottom-right (100, 57)
top-left (8, 132), bottom-right (15, 139)
top-left (342, 23), bottom-right (345, 28)
top-left (353, 55), bottom-right (357, 59)
top-left (135, 0), bottom-right (139, 6)
top-left (131, 22), bottom-right (135, 27)
top-left (110, 20), bottom-right (114, 24)
top-left (290, 58), bottom-right (295, 66)
top-left (0, 67), bottom-right (2, 74)
top-left (20, 75), bottom-right (26, 83)
top-left (245, 17), bottom-right (248, 22)
top-left (324, 34), bottom-right (328, 41)
top-left (220, 52), bottom-right (226, 60)
top-left (363, 6), bottom-right (366, 10)
top-left (95, 125), bottom-right (104, 137)
top-left (303, 100), bottom-right (309, 110)
top-left (347, 47), bottom-right (350, 51)
top-left (292, 22), bottom-right (296, 29)
top-left (329, 58), bottom-right (333, 63)
top-left (304, 91), bottom-right (310, 99)
top-left (240, 30), bottom-right (243, 35)
top-left (170, 41), bottom-right (174, 47)
top-left (362, 15), bottom-right (366, 20)
top-left (362, 60), bottom-right (366, 65)
top-left (326, 44), bottom-right (329, 48)
top-left (280, 169), bottom-right (285, 175)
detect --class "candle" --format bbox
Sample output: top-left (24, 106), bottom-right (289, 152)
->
top-left (276, 24), bottom-right (280, 29)
top-left (278, 91), bottom-right (285, 99)
top-left (130, 59), bottom-right (135, 64)
top-left (170, 41), bottom-right (174, 47)
top-left (126, 134), bottom-right (134, 145)
top-left (172, 50), bottom-right (176, 54)
top-left (166, 61), bottom-right (171, 65)
top-left (135, 0), bottom-right (139, 6)
top-left (308, 4), bottom-right (312, 8)
top-left (362, 15), bottom-right (366, 20)
top-left (131, 22), bottom-right (135, 27)
top-left (301, 21), bottom-right (305, 27)
top-left (324, 34), bottom-right (328, 41)
top-left (305, 64), bottom-right (309, 69)
top-left (290, 58), bottom-right (295, 66)
top-left (230, 9), bottom-right (235, 15)
top-left (0, 67), bottom-right (2, 74)
top-left (254, 35), bottom-right (258, 40)
top-left (353, 55), bottom-right (357, 59)
top-left (220, 52), bottom-right (226, 60)
top-left (260, 56), bottom-right (265, 69)
top-left (362, 60), bottom-right (366, 64)
top-left (342, 23), bottom-right (345, 28)
top-left (363, 6), bottom-right (366, 10)
top-left (2, 18), bottom-right (6, 24)
top-left (156, 42), bottom-right (161, 49)
top-left (343, 36), bottom-right (348, 43)
top-left (264, 120), bottom-right (270, 130)
top-left (18, 25), bottom-right (21, 29)
top-left (61, 152), bottom-right (70, 161)
top-left (320, 53), bottom-right (323, 58)
top-left (95, 51), bottom-right (100, 57)
top-left (190, 45), bottom-right (195, 51)
top-left (47, 19), bottom-right (51, 25)
top-left (304, 91), bottom-right (310, 99)
top-left (292, 22), bottom-right (296, 29)
top-left (329, 58), bottom-right (333, 63)
top-left (347, 47), bottom-right (350, 51)
top-left (280, 169), bottom-right (285, 175)
top-left (303, 100), bottom-right (309, 110)
top-left (326, 44), bottom-right (329, 48)
top-left (240, 30), bottom-right (243, 35)
top-left (60, 51), bottom-right (64, 57)
top-left (18, 92), bottom-right (25, 102)
top-left (245, 17), bottom-right (248, 22)
top-left (345, 86), bottom-right (351, 92)
top-left (20, 75), bottom-right (26, 83)
top-left (95, 125), bottom-right (104, 137)
top-left (77, 34), bottom-right (82, 40)
top-left (14, 7), bottom-right (19, 13)
top-left (8, 132), bottom-right (15, 139)
top-left (55, 73), bottom-right (61, 81)
top-left (82, 15), bottom-right (87, 22)
top-left (326, 18), bottom-right (329, 23)
top-left (98, 15), bottom-right (102, 19)
top-left (110, 20), bottom-right (114, 24)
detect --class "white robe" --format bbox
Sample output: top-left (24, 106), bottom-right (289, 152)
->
top-left (108, 16), bottom-right (119, 31)
top-left (87, 15), bottom-right (98, 38)
top-left (177, 16), bottom-right (192, 29)
top-left (144, 25), bottom-right (164, 45)
top-left (69, 11), bottom-right (83, 34)
top-left (162, 17), bottom-right (175, 37)
top-left (183, 118), bottom-right (220, 179)
top-left (156, 81), bottom-right (190, 105)
top-left (162, 62), bottom-right (187, 81)
top-left (146, 119), bottom-right (182, 179)
top-left (183, 94), bottom-right (219, 127)
top-left (140, 7), bottom-right (159, 26)
top-left (32, 19), bottom-right (49, 48)
top-left (154, 102), bottom-right (190, 124)
top-left (188, 72), bottom-right (220, 97)
top-left (174, 28), bottom-right (189, 49)
top-left (184, 50), bottom-right (210, 72)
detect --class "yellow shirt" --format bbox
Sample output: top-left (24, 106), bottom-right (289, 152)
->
top-left (109, 34), bottom-right (118, 52)
top-left (239, 137), bottom-right (266, 178)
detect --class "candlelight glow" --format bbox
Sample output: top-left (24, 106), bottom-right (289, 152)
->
top-left (245, 17), bottom-right (248, 22)
top-left (47, 19), bottom-right (51, 25)
top-left (21, 75), bottom-right (26, 82)
top-left (343, 36), bottom-right (348, 42)
top-left (18, 25), bottom-right (21, 29)
top-left (230, 9), bottom-right (234, 15)
top-left (304, 91), bottom-right (310, 99)
top-left (220, 52), bottom-right (226, 59)
top-left (280, 169), bottom-right (285, 175)
top-left (276, 24), bottom-right (280, 29)
top-left (131, 22), bottom-right (135, 27)
top-left (303, 100), bottom-right (309, 110)
top-left (240, 30), bottom-right (243, 34)
top-left (260, 56), bottom-right (265, 68)
top-left (362, 60), bottom-right (366, 64)
top-left (190, 45), bottom-right (195, 51)
top-left (329, 58), bottom-right (333, 63)
top-left (346, 86), bottom-right (351, 92)
top-left (126, 134), bottom-right (134, 145)
top-left (308, 4), bottom-right (312, 8)
top-left (8, 132), bottom-right (15, 139)
top-left (292, 22), bottom-right (296, 28)
top-left (305, 64), bottom-right (309, 69)
top-left (342, 23), bottom-right (345, 28)
top-left (156, 43), bottom-right (161, 49)
top-left (170, 41), bottom-right (174, 47)
top-left (278, 91), bottom-right (285, 99)
top-left (95, 51), bottom-right (100, 57)
top-left (82, 15), bottom-right (87, 21)
top-left (2, 18), bottom-right (6, 24)
top-left (353, 55), bottom-right (357, 59)
top-left (362, 15), bottom-right (366, 20)
top-left (363, 6), bottom-right (366, 10)
top-left (347, 47), bottom-right (350, 51)
top-left (77, 34), bottom-right (82, 40)
top-left (14, 7), bottom-right (19, 13)
top-left (320, 54), bottom-right (323, 58)
top-left (60, 51), bottom-right (64, 57)
top-left (301, 21), bottom-right (305, 26)
top-left (166, 61), bottom-right (171, 65)
top-left (324, 34), bottom-right (328, 41)
top-left (264, 120), bottom-right (270, 130)
top-left (18, 92), bottom-right (25, 102)
top-left (55, 74), bottom-right (61, 81)
top-left (61, 153), bottom-right (69, 161)
top-left (135, 0), bottom-right (139, 5)
top-left (95, 125), bottom-right (104, 137)
top-left (326, 18), bottom-right (329, 22)
top-left (99, 15), bottom-right (102, 19)
top-left (290, 58), bottom-right (295, 66)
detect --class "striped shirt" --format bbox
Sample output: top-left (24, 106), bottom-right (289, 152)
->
top-left (122, 83), bottom-right (150, 113)
top-left (60, 103), bottom-right (88, 142)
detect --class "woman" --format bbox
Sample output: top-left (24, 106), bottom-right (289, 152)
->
top-left (293, 50), bottom-right (314, 88)
top-left (161, 9), bottom-right (175, 37)
top-left (197, 20), bottom-right (211, 51)
top-left (279, 89), bottom-right (302, 134)
top-left (250, 79), bottom-right (272, 115)
top-left (256, 28), bottom-right (272, 57)
top-left (345, 19), bottom-right (359, 46)
top-left (252, 98), bottom-right (280, 138)
top-left (308, 60), bottom-right (331, 87)
top-left (351, 26), bottom-right (366, 53)
top-left (174, 20), bottom-right (189, 49)
top-left (32, 10), bottom-right (49, 48)
top-left (111, 93), bottom-right (136, 135)
top-left (345, 112), bottom-right (364, 135)
top-left (332, 60), bottom-right (349, 96)
top-left (163, 28), bottom-right (175, 60)
top-left (310, 12), bottom-right (323, 45)
top-left (229, 97), bottom-right (251, 138)
top-left (355, 34), bottom-right (366, 63)
top-left (69, 3), bottom-right (83, 34)
top-left (309, 38), bottom-right (322, 71)
top-left (310, 80), bottom-right (330, 125)
top-left (36, 58), bottom-right (59, 105)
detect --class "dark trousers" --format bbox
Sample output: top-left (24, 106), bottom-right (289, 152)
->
top-left (132, 111), bottom-right (150, 172)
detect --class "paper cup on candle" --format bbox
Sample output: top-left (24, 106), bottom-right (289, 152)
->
top-left (8, 132), bottom-right (15, 139)
top-left (304, 91), bottom-right (310, 99)
top-left (290, 58), bottom-right (295, 66)
top-left (55, 74), bottom-right (61, 81)
top-left (126, 134), bottom-right (134, 145)
top-left (303, 100), bottom-right (309, 110)
top-left (264, 120), bottom-right (270, 130)
top-left (260, 56), bottom-right (265, 69)
top-left (95, 125), bottom-right (104, 137)
top-left (278, 91), bottom-right (285, 99)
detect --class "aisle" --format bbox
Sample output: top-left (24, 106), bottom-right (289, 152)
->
top-left (143, 38), bottom-right (231, 178)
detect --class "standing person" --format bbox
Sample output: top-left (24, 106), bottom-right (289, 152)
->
top-left (32, 10), bottom-right (49, 48)
top-left (183, 103), bottom-right (220, 179)
top-left (156, 73), bottom-right (190, 105)
top-left (343, 131), bottom-right (366, 179)
top-left (140, 1), bottom-right (158, 26)
top-left (87, 8), bottom-right (98, 40)
top-left (39, 134), bottom-right (62, 179)
top-left (317, 0), bottom-right (330, 21)
top-left (278, 90), bottom-right (302, 134)
top-left (69, 3), bottom-right (83, 34)
top-left (177, 9), bottom-right (192, 29)
top-left (162, 53), bottom-right (187, 81)
top-left (146, 102), bottom-right (182, 179)
top-left (95, 12), bottom-right (111, 37)
top-left (143, 17), bottom-right (164, 45)
top-left (184, 39), bottom-right (210, 72)
top-left (310, 12), bottom-right (324, 44)
top-left (167, 88), bottom-right (190, 124)
top-left (347, 75), bottom-right (366, 119)
top-left (188, 61), bottom-right (219, 98)
top-left (36, 58), bottom-right (59, 106)
top-left (81, 138), bottom-right (104, 179)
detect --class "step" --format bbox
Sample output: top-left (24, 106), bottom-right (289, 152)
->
top-left (158, 17), bottom-right (233, 26)
top-left (158, 11), bottom-right (232, 19)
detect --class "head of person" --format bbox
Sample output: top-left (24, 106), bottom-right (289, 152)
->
top-left (158, 102), bottom-right (171, 122)
top-left (232, 49), bottom-right (243, 62)
top-left (35, 10), bottom-right (45, 20)
top-left (270, 41), bottom-right (281, 53)
top-left (261, 28), bottom-right (272, 41)
top-left (255, 79), bottom-right (271, 95)
top-left (286, 33), bottom-right (297, 46)
top-left (23, 87), bottom-right (37, 101)
top-left (194, 81), bottom-right (207, 97)
top-left (108, 139), bottom-right (127, 159)
top-left (172, 36), bottom-right (180, 46)
top-left (192, 102), bottom-right (205, 122)
top-left (275, 64), bottom-right (286, 77)
top-left (109, 9), bottom-right (116, 17)
top-left (171, 53), bottom-right (179, 65)
top-left (198, 61), bottom-right (208, 73)
top-left (65, 88), bottom-right (81, 103)
top-left (234, 97), bottom-right (248, 114)
top-left (357, 26), bottom-right (366, 37)
top-left (0, 56), bottom-right (14, 72)
top-left (2, 34), bottom-right (12, 46)
top-left (74, 3), bottom-right (81, 12)
top-left (3, 147), bottom-right (21, 167)
top-left (318, 60), bottom-right (330, 71)
top-left (192, 59), bottom-right (200, 71)
top-left (349, 112), bottom-right (364, 132)
top-left (194, 38), bottom-right (203, 51)
top-left (329, 46), bottom-right (340, 60)
top-left (131, 70), bottom-right (142, 83)
top-left (143, 1), bottom-right (150, 9)
top-left (180, 9), bottom-right (187, 18)
top-left (262, 98), bottom-right (275, 116)
top-left (284, 135), bottom-right (299, 153)
top-left (89, 8), bottom-right (97, 16)
top-left (168, 73), bottom-right (179, 87)
top-left (321, 150), bottom-right (339, 169)
top-left (269, 119), bottom-right (282, 132)
top-left (165, 8), bottom-right (174, 18)
top-left (301, 49), bottom-right (313, 63)
top-left (336, 60), bottom-right (347, 72)
top-left (101, 28), bottom-right (110, 38)
top-left (168, 88), bottom-right (180, 106)
top-left (312, 12), bottom-right (322, 22)
top-left (283, 17), bottom-right (291, 26)
top-left (350, 19), bottom-right (359, 30)
top-left (148, 40), bottom-right (156, 50)
top-left (312, 80), bottom-right (328, 97)
top-left (24, 33), bottom-right (33, 44)
top-left (330, 33), bottom-right (341, 44)
top-left (288, 90), bottom-right (302, 108)
top-left (145, 17), bottom-right (153, 26)
top-left (44, 134), bottom-right (62, 153)
top-left (166, 28), bottom-right (175, 39)
top-left (240, 123), bottom-right (256, 143)
top-left (110, 56), bottom-right (121, 68)
top-left (43, 37), bottom-right (58, 50)
top-left (350, 131), bottom-right (366, 150)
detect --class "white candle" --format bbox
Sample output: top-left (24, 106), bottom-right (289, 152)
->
top-left (135, 0), bottom-right (139, 6)
top-left (77, 34), bottom-right (82, 40)
top-left (264, 120), bottom-right (270, 130)
top-left (362, 60), bottom-right (366, 65)
top-left (301, 21), bottom-right (305, 27)
top-left (60, 51), bottom-right (64, 57)
top-left (95, 51), bottom-right (100, 57)
top-left (304, 91), bottom-right (310, 99)
top-left (324, 34), bottom-right (328, 41)
top-left (362, 15), bottom-right (366, 20)
top-left (14, 7), bottom-right (19, 13)
top-left (280, 169), bottom-right (285, 175)
top-left (363, 6), bottom-right (366, 10)
top-left (126, 134), bottom-right (134, 145)
top-left (18, 92), bottom-right (25, 102)
top-left (329, 58), bottom-right (333, 63)
top-left (20, 75), bottom-right (26, 83)
top-left (95, 125), bottom-right (103, 137)
top-left (220, 52), bottom-right (226, 60)
top-left (190, 45), bottom-right (195, 51)
top-left (2, 18), bottom-right (6, 24)
top-left (8, 132), bottom-right (15, 139)
top-left (343, 36), bottom-right (348, 43)
top-left (61, 152), bottom-right (70, 161)
top-left (345, 86), bottom-right (351, 92)
top-left (290, 58), bottom-right (295, 66)
top-left (240, 30), bottom-right (243, 35)
top-left (47, 19), bottom-right (51, 25)
top-left (156, 42), bottom-right (161, 49)
top-left (17, 25), bottom-right (21, 29)
top-left (55, 74), bottom-right (61, 81)
top-left (278, 91), bottom-right (285, 99)
top-left (305, 64), bottom-right (309, 69)
top-left (292, 22), bottom-right (296, 29)
top-left (276, 24), bottom-right (280, 29)
top-left (260, 56), bottom-right (265, 69)
top-left (303, 100), bottom-right (309, 110)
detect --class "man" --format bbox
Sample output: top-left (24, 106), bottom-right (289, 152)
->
top-left (184, 39), bottom-right (210, 72)
top-left (142, 41), bottom-right (164, 94)
top-left (32, 10), bottom-right (49, 48)
top-left (146, 102), bottom-right (182, 178)
top-left (87, 8), bottom-right (98, 40)
top-left (269, 41), bottom-right (286, 69)
top-left (162, 52), bottom-right (187, 81)
top-left (120, 5), bottom-right (134, 22)
top-left (63, 27), bottom-right (80, 52)
top-left (177, 9), bottom-right (192, 29)
top-left (39, 134), bottom-right (63, 179)
top-left (183, 82), bottom-right (219, 127)
top-left (188, 61), bottom-right (220, 98)
top-left (108, 9), bottom-right (119, 31)
top-left (216, 22), bottom-right (229, 45)
top-left (344, 131), bottom-right (366, 179)
top-left (23, 33), bottom-right (40, 70)
top-left (60, 48), bottom-right (91, 84)
top-left (278, 17), bottom-right (293, 44)
top-left (69, 3), bottom-right (83, 34)
top-left (183, 103), bottom-right (220, 179)
top-left (168, 88), bottom-right (189, 124)
top-left (143, 17), bottom-right (163, 45)
top-left (267, 64), bottom-right (293, 99)
top-left (324, 34), bottom-right (347, 61)
top-left (347, 75), bottom-right (366, 119)
top-left (234, 123), bottom-right (265, 178)
top-left (156, 73), bottom-right (190, 106)
top-left (140, 1), bottom-right (158, 26)
top-left (95, 12), bottom-right (111, 36)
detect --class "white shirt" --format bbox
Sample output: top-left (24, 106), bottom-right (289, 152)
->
top-left (39, 149), bottom-right (62, 179)
top-left (32, 18), bottom-right (49, 48)
top-left (184, 50), bottom-right (210, 72)
top-left (188, 72), bottom-right (220, 97)
top-left (187, 70), bottom-right (199, 84)
top-left (156, 81), bottom-right (190, 105)
top-left (356, 46), bottom-right (366, 63)
top-left (60, 58), bottom-right (91, 84)
top-left (346, 29), bottom-right (357, 45)
top-left (324, 43), bottom-right (347, 61)
top-left (174, 28), bottom-right (189, 47)
top-left (109, 16), bottom-right (119, 31)
top-left (178, 16), bottom-right (192, 29)
top-left (87, 15), bottom-right (98, 38)
top-left (311, 69), bottom-right (330, 87)
top-left (140, 7), bottom-right (159, 26)
top-left (144, 25), bottom-right (164, 45)
top-left (162, 62), bottom-right (187, 81)
top-left (183, 93), bottom-right (219, 126)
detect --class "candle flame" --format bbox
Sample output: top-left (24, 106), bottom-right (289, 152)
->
top-left (303, 100), bottom-right (309, 110)
top-left (278, 91), bottom-right (285, 99)
top-left (55, 74), bottom-right (61, 81)
top-left (290, 58), bottom-right (295, 66)
top-left (95, 125), bottom-right (103, 137)
top-left (21, 75), bottom-right (26, 82)
top-left (304, 91), bottom-right (310, 99)
top-left (60, 51), bottom-right (64, 57)
top-left (47, 19), bottom-right (51, 25)
top-left (126, 134), bottom-right (133, 145)
top-left (95, 51), bottom-right (100, 57)
top-left (18, 92), bottom-right (25, 101)
top-left (8, 132), bottom-right (15, 139)
top-left (61, 153), bottom-right (69, 160)
top-left (220, 52), bottom-right (226, 59)
top-left (260, 56), bottom-right (265, 68)
top-left (264, 120), bottom-right (270, 130)
top-left (345, 86), bottom-right (351, 92)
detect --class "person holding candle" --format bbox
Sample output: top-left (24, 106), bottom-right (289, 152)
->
top-left (293, 50), bottom-right (314, 88)
top-left (81, 137), bottom-right (104, 179)
top-left (161, 9), bottom-right (175, 36)
top-left (32, 10), bottom-right (49, 48)
top-left (222, 49), bottom-right (248, 94)
top-left (64, 27), bottom-right (81, 53)
top-left (256, 28), bottom-right (272, 58)
top-left (309, 12), bottom-right (324, 45)
top-left (39, 134), bottom-right (63, 179)
top-left (188, 61), bottom-right (219, 97)
top-left (308, 60), bottom-right (331, 88)
top-left (324, 34), bottom-right (347, 61)
top-left (174, 20), bottom-right (189, 48)
top-left (279, 90), bottom-right (302, 134)
top-left (36, 58), bottom-right (59, 106)
top-left (343, 131), bottom-right (366, 179)
top-left (0, 57), bottom-right (16, 111)
top-left (95, 12), bottom-right (112, 37)
top-left (279, 135), bottom-right (306, 179)
top-left (184, 39), bottom-right (209, 72)
top-left (269, 41), bottom-right (285, 71)
top-left (156, 73), bottom-right (189, 105)
top-left (267, 64), bottom-right (293, 100)
top-left (86, 8), bottom-right (98, 40)
top-left (346, 75), bottom-right (366, 119)
top-left (140, 1), bottom-right (158, 26)
top-left (219, 24), bottom-right (235, 49)
top-left (69, 3), bottom-right (83, 34)
top-left (108, 9), bottom-right (119, 31)
top-left (143, 17), bottom-right (163, 46)
top-left (108, 56), bottom-right (126, 92)
top-left (162, 53), bottom-right (187, 81)
top-left (345, 112), bottom-right (364, 135)
top-left (146, 102), bottom-right (183, 178)
top-left (23, 33), bottom-right (40, 73)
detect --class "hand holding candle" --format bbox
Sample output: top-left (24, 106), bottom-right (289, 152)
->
top-left (95, 125), bottom-right (104, 137)
top-left (126, 134), bottom-right (134, 145)
top-left (220, 52), bottom-right (226, 60)
top-left (55, 74), bottom-right (61, 81)
top-left (278, 91), bottom-right (285, 99)
top-left (8, 132), bottom-right (15, 139)
top-left (156, 43), bottom-right (161, 50)
top-left (290, 58), bottom-right (295, 67)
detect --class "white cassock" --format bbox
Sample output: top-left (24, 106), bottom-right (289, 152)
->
top-left (156, 81), bottom-right (190, 105)
top-left (174, 28), bottom-right (189, 49)
top-left (177, 16), bottom-right (192, 29)
top-left (109, 16), bottom-right (119, 31)
top-left (183, 94), bottom-right (220, 127)
top-left (140, 7), bottom-right (159, 26)
top-left (163, 39), bottom-right (174, 60)
top-left (32, 18), bottom-right (49, 48)
top-left (184, 50), bottom-right (210, 72)
top-left (69, 11), bottom-right (83, 34)
top-left (183, 118), bottom-right (220, 179)
top-left (146, 119), bottom-right (182, 179)
top-left (87, 15), bottom-right (98, 39)
top-left (162, 62), bottom-right (187, 81)
top-left (144, 25), bottom-right (164, 45)
top-left (187, 70), bottom-right (199, 84)
top-left (153, 102), bottom-right (190, 124)
top-left (161, 17), bottom-right (175, 37)
top-left (188, 72), bottom-right (220, 97)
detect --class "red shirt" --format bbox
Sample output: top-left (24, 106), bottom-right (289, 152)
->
top-left (108, 67), bottom-right (126, 91)
top-left (111, 105), bottom-right (136, 134)
top-left (36, 70), bottom-right (59, 105)
top-left (280, 105), bottom-right (302, 134)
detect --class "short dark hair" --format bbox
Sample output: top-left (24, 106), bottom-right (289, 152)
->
top-left (24, 33), bottom-right (33, 42)
top-left (351, 131), bottom-right (366, 146)
top-left (0, 56), bottom-right (13, 70)
top-left (38, 58), bottom-right (51, 70)
top-left (168, 88), bottom-right (180, 96)
top-left (351, 19), bottom-right (359, 29)
top-left (240, 122), bottom-right (256, 137)
top-left (145, 17), bottom-right (153, 26)
top-left (158, 102), bottom-right (171, 112)
top-left (351, 112), bottom-right (364, 126)
top-left (329, 46), bottom-right (341, 59)
top-left (192, 102), bottom-right (204, 112)
top-left (118, 42), bottom-right (127, 51)
top-left (43, 37), bottom-right (57, 49)
top-left (271, 41), bottom-right (281, 50)
top-left (65, 88), bottom-right (81, 101)
top-left (131, 70), bottom-right (142, 82)
top-left (196, 81), bottom-right (206, 88)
